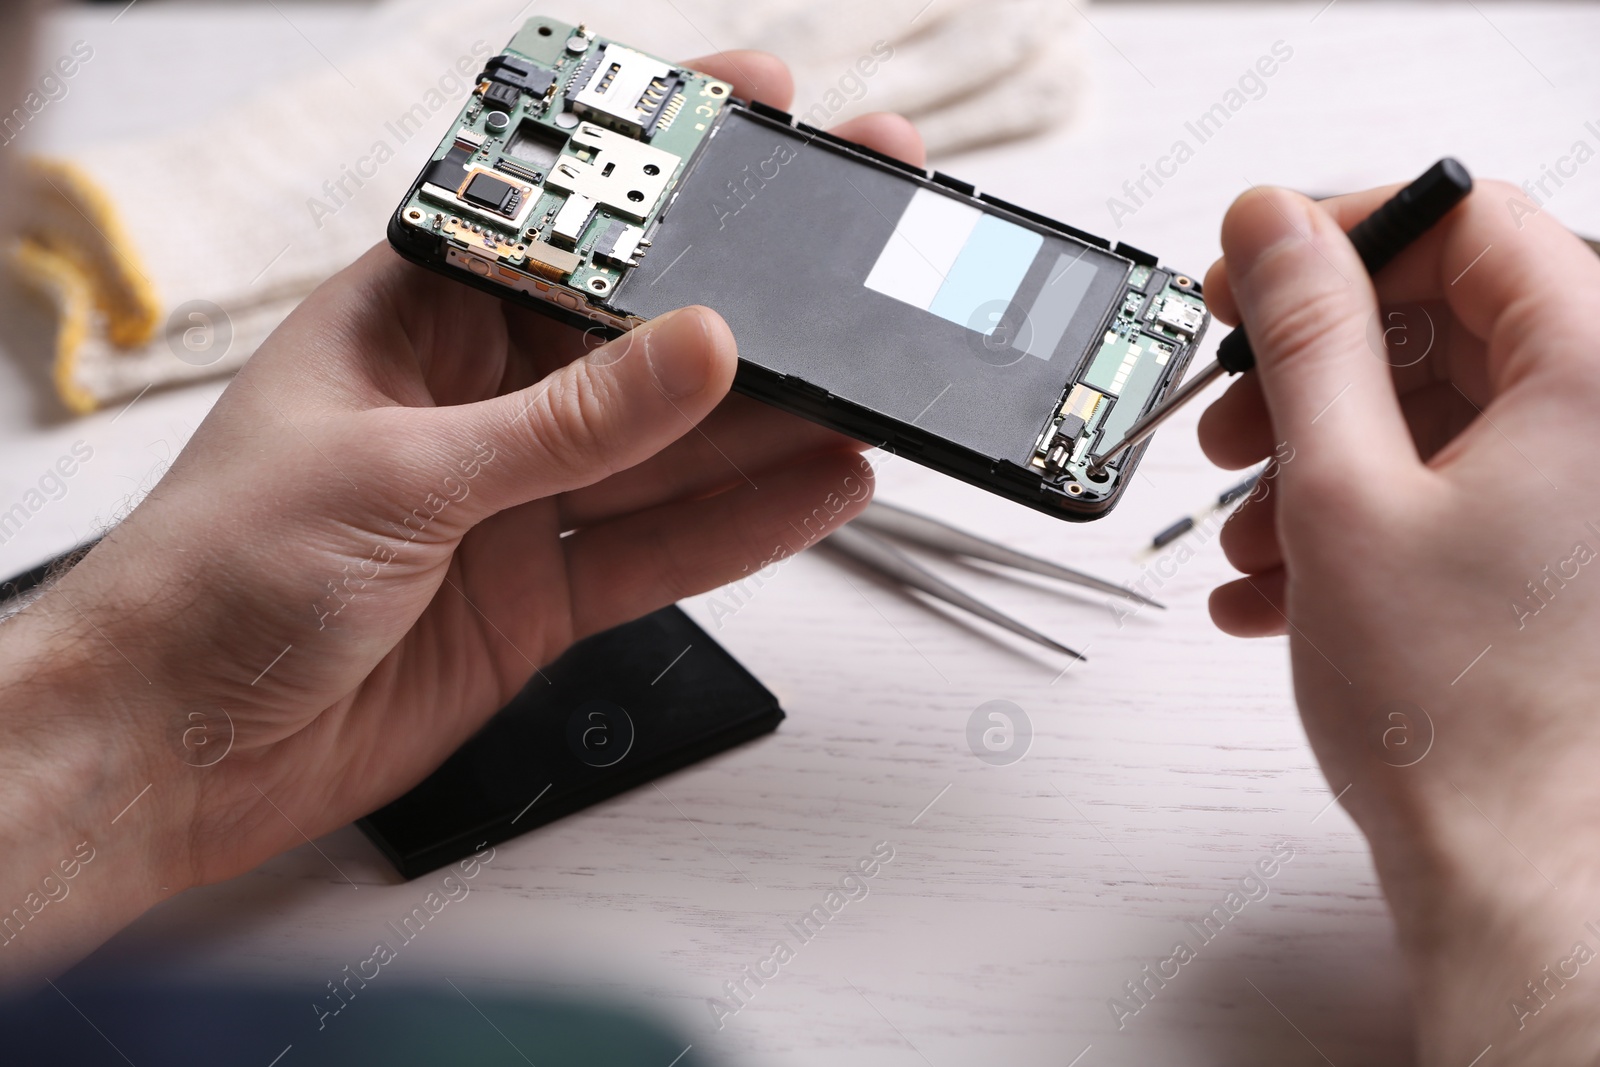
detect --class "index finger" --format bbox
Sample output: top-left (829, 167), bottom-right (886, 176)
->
top-left (1213, 187), bottom-right (1419, 496)
top-left (1208, 178), bottom-right (1600, 388)
top-left (685, 50), bottom-right (794, 111)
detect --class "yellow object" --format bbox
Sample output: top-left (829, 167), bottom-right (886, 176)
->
top-left (1059, 383), bottom-right (1105, 422)
top-left (10, 157), bottom-right (162, 412)
top-left (11, 238), bottom-right (97, 415)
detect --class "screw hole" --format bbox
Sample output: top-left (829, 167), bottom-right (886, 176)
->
top-left (627, 190), bottom-right (644, 202)
top-left (1086, 468), bottom-right (1110, 484)
top-left (1067, 483), bottom-right (1084, 496)
top-left (590, 278), bottom-right (608, 291)
top-left (643, 164), bottom-right (659, 176)
top-left (538, 25), bottom-right (553, 36)
top-left (710, 85), bottom-right (726, 96)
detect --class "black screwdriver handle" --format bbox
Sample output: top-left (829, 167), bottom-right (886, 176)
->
top-left (1216, 321), bottom-right (1256, 374)
top-left (1214, 157), bottom-right (1473, 376)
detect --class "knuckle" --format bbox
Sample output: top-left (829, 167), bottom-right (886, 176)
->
top-left (1278, 462), bottom-right (1380, 529)
top-left (1248, 285), bottom-right (1361, 376)
top-left (1219, 494), bottom-right (1277, 571)
top-left (517, 363), bottom-right (623, 480)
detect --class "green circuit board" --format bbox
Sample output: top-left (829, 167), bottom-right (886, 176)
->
top-left (1027, 264), bottom-right (1207, 494)
top-left (396, 17), bottom-right (731, 324)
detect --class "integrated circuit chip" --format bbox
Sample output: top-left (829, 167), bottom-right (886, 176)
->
top-left (461, 172), bottom-right (521, 214)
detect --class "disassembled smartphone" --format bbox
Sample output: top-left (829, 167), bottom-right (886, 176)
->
top-left (386, 18), bottom-right (1211, 520)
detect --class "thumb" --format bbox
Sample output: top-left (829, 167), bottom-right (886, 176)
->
top-left (419, 305), bottom-right (738, 522)
top-left (1221, 187), bottom-right (1419, 499)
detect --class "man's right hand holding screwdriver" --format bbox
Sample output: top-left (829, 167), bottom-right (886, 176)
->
top-left (1200, 177), bottom-right (1600, 1064)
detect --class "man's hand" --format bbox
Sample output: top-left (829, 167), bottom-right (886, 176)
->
top-left (1200, 178), bottom-right (1600, 1063)
top-left (0, 53), bottom-right (925, 982)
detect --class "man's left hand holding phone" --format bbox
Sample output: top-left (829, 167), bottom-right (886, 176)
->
top-left (0, 51), bottom-right (921, 983)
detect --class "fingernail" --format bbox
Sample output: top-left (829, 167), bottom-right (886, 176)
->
top-left (644, 307), bottom-right (714, 399)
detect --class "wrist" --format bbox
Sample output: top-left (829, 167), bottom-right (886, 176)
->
top-left (1402, 872), bottom-right (1600, 1066)
top-left (0, 586), bottom-right (197, 983)
top-left (1362, 769), bottom-right (1600, 1065)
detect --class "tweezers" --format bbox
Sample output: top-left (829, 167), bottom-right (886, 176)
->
top-left (823, 502), bottom-right (1163, 661)
top-left (857, 502), bottom-right (1163, 608)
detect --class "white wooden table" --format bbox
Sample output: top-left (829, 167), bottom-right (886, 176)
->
top-left (6, 4), bottom-right (1598, 1064)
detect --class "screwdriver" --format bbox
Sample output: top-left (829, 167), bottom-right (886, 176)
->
top-left (1088, 157), bottom-right (1474, 476)
top-left (1146, 468), bottom-right (1265, 551)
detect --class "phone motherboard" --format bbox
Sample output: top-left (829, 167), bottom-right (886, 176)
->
top-left (393, 20), bottom-right (727, 332)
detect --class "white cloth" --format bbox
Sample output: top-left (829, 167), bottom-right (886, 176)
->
top-left (12, 0), bottom-right (1085, 413)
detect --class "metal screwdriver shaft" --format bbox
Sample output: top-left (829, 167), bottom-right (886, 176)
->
top-left (1087, 157), bottom-right (1474, 475)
